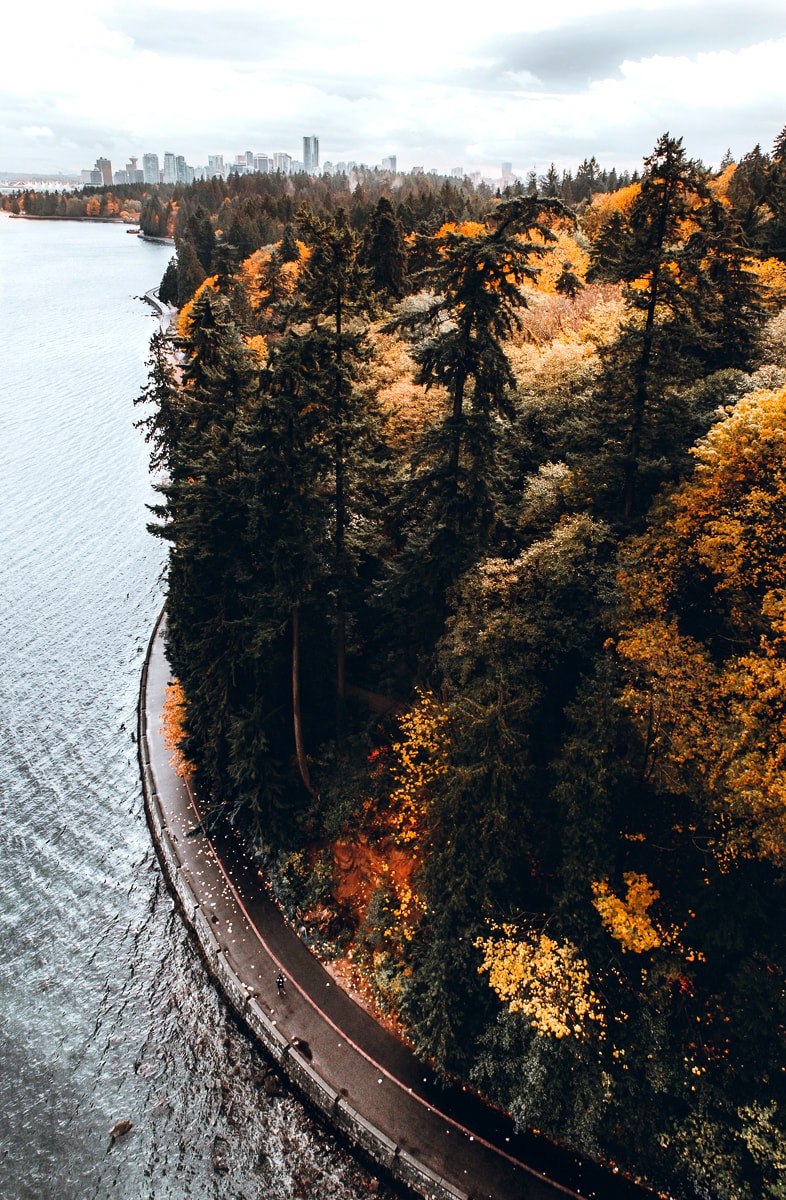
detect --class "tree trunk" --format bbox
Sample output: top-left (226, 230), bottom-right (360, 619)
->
top-left (292, 602), bottom-right (317, 797)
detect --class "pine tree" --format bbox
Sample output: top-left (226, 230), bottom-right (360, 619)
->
top-left (385, 196), bottom-right (573, 647)
top-left (158, 256), bottom-right (179, 306)
top-left (150, 288), bottom-right (263, 820)
top-left (588, 134), bottom-right (763, 520)
top-left (293, 208), bottom-right (385, 733)
top-left (278, 223), bottom-right (300, 263)
top-left (361, 196), bottom-right (408, 300)
top-left (175, 241), bottom-right (206, 308)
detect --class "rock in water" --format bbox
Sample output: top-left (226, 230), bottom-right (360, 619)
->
top-left (109, 1119), bottom-right (133, 1141)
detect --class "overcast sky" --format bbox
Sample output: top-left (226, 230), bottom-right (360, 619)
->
top-left (3, 0), bottom-right (786, 177)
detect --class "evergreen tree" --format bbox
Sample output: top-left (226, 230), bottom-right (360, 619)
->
top-left (151, 288), bottom-right (263, 820)
top-left (587, 134), bottom-right (762, 520)
top-left (385, 196), bottom-right (573, 649)
top-left (158, 256), bottom-right (179, 306)
top-left (278, 223), bottom-right (300, 263)
top-left (176, 241), bottom-right (206, 307)
top-left (294, 208), bottom-right (385, 730)
top-left (361, 196), bottom-right (408, 300)
top-left (186, 204), bottom-right (217, 272)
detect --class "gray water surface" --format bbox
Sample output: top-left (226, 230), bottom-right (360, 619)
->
top-left (0, 215), bottom-right (392, 1200)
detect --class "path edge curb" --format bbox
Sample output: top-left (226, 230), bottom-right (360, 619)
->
top-left (137, 608), bottom-right (470, 1200)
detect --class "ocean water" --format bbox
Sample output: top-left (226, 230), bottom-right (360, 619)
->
top-left (0, 215), bottom-right (389, 1200)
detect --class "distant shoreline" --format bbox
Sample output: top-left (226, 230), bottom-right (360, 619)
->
top-left (10, 212), bottom-right (130, 224)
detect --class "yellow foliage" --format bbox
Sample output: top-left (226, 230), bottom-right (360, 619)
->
top-left (592, 873), bottom-right (663, 953)
top-left (745, 257), bottom-right (786, 308)
top-left (615, 386), bottom-right (786, 867)
top-left (528, 230), bottom-right (590, 296)
top-left (160, 680), bottom-right (194, 779)
top-left (368, 328), bottom-right (444, 447)
top-left (476, 924), bottom-right (605, 1038)
top-left (387, 689), bottom-right (451, 844)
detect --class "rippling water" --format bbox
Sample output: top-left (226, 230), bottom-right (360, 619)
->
top-left (0, 215), bottom-right (393, 1200)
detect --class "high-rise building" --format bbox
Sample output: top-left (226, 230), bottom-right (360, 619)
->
top-left (143, 153), bottom-right (160, 184)
top-left (113, 169), bottom-right (129, 185)
top-left (95, 157), bottom-right (112, 186)
top-left (273, 152), bottom-right (292, 174)
top-left (175, 156), bottom-right (194, 185)
top-left (303, 136), bottom-right (319, 174)
top-left (208, 154), bottom-right (225, 178)
top-left (162, 152), bottom-right (177, 185)
top-left (253, 154), bottom-right (270, 173)
top-left (502, 161), bottom-right (513, 179)
top-left (245, 150), bottom-right (254, 170)
top-left (451, 166), bottom-right (463, 178)
top-left (381, 155), bottom-right (397, 173)
top-left (126, 156), bottom-right (144, 184)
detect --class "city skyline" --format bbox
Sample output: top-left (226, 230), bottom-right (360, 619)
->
top-left (4, 1), bottom-right (786, 177)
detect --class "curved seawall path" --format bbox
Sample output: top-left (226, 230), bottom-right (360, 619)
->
top-left (139, 611), bottom-right (656, 1200)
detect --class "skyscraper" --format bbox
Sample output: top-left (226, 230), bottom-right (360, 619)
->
top-left (163, 152), bottom-right (177, 185)
top-left (95, 157), bottom-right (112, 186)
top-left (303, 135), bottom-right (319, 174)
top-left (143, 153), bottom-right (160, 184)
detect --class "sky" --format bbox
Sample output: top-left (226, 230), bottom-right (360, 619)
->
top-left (3, 0), bottom-right (786, 178)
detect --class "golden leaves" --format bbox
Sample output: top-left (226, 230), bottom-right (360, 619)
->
top-left (475, 923), bottom-right (605, 1038)
top-left (386, 689), bottom-right (451, 845)
top-left (592, 873), bottom-right (663, 953)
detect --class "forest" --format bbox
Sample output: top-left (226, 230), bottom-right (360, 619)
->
top-left (133, 132), bottom-right (786, 1200)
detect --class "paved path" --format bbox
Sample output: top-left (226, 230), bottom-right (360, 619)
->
top-left (139, 612), bottom-right (655, 1200)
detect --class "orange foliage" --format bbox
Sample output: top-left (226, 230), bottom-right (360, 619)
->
top-left (708, 163), bottom-right (736, 206)
top-left (581, 183), bottom-right (641, 241)
top-left (160, 680), bottom-right (194, 779)
top-left (177, 276), bottom-right (219, 337)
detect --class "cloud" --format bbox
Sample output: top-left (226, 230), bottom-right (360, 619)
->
top-left (23, 126), bottom-right (54, 138)
top-left (110, 7), bottom-right (299, 61)
top-left (474, 2), bottom-right (786, 91)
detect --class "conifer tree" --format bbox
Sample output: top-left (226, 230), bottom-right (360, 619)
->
top-left (293, 208), bottom-right (386, 731)
top-left (588, 134), bottom-right (763, 520)
top-left (150, 288), bottom-right (263, 818)
top-left (361, 196), bottom-right (408, 300)
top-left (175, 241), bottom-right (206, 308)
top-left (385, 196), bottom-right (573, 648)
